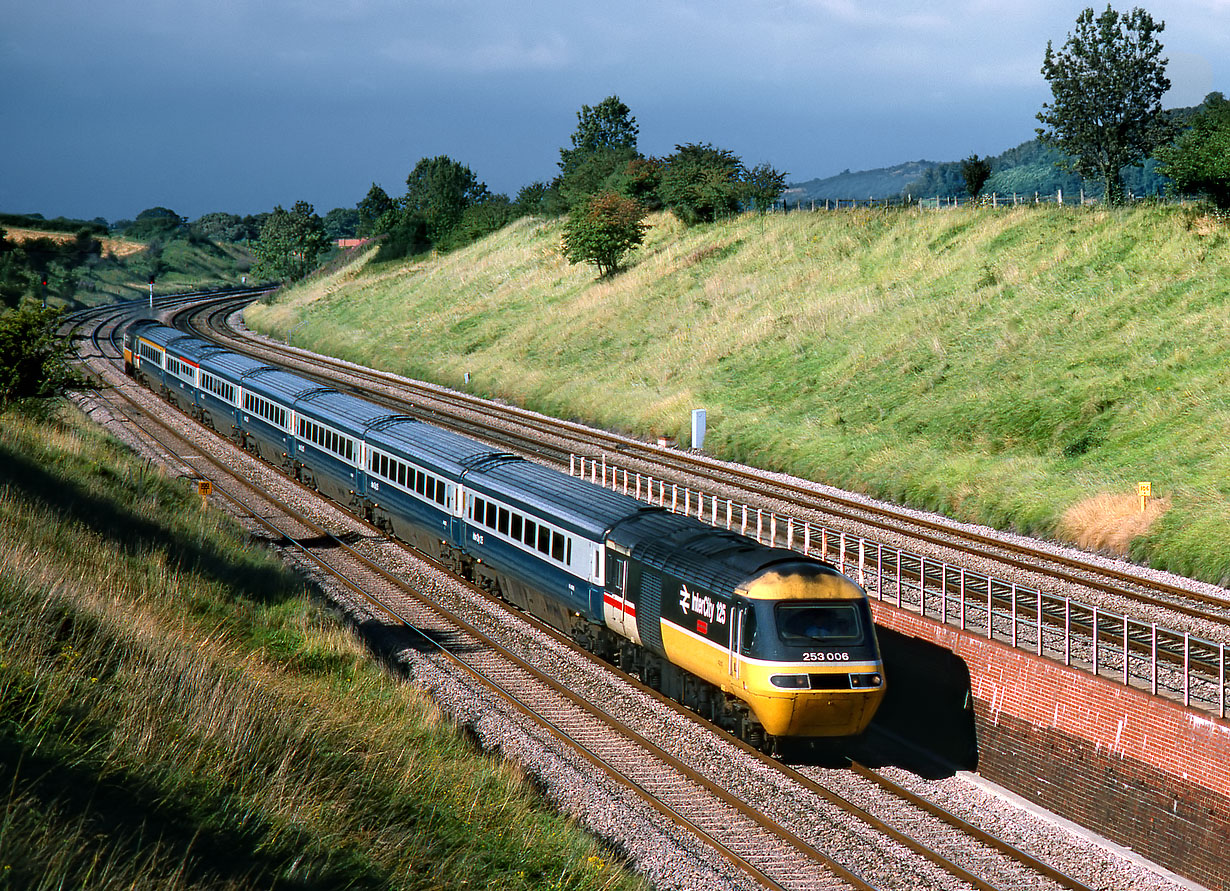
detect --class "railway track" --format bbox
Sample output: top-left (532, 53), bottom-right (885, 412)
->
top-left (57, 297), bottom-right (1127, 891)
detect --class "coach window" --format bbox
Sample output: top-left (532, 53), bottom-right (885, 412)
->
top-left (497, 507), bottom-right (509, 535)
top-left (551, 531), bottom-right (565, 563)
top-left (523, 518), bottom-right (536, 546)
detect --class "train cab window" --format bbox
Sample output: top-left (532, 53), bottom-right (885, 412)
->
top-left (775, 603), bottom-right (863, 645)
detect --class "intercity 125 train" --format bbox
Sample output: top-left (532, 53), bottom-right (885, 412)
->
top-left (124, 318), bottom-right (885, 746)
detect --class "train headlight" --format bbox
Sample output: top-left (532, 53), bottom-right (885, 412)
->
top-left (850, 673), bottom-right (883, 688)
top-left (770, 674), bottom-right (810, 689)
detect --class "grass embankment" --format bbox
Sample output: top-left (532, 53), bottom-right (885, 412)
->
top-left (246, 205), bottom-right (1230, 586)
top-left (0, 406), bottom-right (643, 890)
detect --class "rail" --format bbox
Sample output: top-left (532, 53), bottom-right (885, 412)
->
top-left (572, 455), bottom-right (1228, 721)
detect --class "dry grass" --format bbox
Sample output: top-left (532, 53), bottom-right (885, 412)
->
top-left (5, 226), bottom-right (146, 259)
top-left (1058, 493), bottom-right (1171, 555)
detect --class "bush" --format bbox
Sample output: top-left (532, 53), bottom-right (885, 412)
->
top-left (0, 304), bottom-right (85, 408)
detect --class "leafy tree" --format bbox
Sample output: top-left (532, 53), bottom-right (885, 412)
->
top-left (444, 195), bottom-right (515, 249)
top-left (561, 191), bottom-right (648, 278)
top-left (556, 96), bottom-right (641, 210)
top-left (0, 305), bottom-right (84, 408)
top-left (0, 229), bottom-right (34, 308)
top-left (252, 201), bottom-right (330, 282)
top-left (961, 155), bottom-right (993, 199)
top-left (620, 158), bottom-right (665, 210)
top-left (357, 183), bottom-right (396, 236)
top-left (191, 212), bottom-right (243, 242)
top-left (375, 215), bottom-right (430, 263)
top-left (659, 143), bottom-right (745, 225)
top-left (741, 163), bottom-right (788, 212)
top-left (1156, 92), bottom-right (1230, 208)
top-left (514, 181), bottom-right (551, 217)
top-left (403, 156), bottom-right (491, 245)
top-left (125, 207), bottom-right (185, 240)
top-left (1036, 5), bottom-right (1171, 203)
top-left (322, 207), bottom-right (360, 240)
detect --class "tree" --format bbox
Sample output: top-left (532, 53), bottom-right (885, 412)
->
top-left (741, 163), bottom-right (788, 212)
top-left (556, 96), bottom-right (641, 210)
top-left (561, 191), bottom-right (648, 278)
top-left (659, 143), bottom-right (745, 225)
top-left (190, 212), bottom-right (246, 243)
top-left (124, 207), bottom-right (185, 240)
top-left (620, 158), bottom-right (664, 210)
top-left (322, 207), bottom-right (359, 240)
top-left (1036, 5), bottom-right (1171, 203)
top-left (960, 155), bottom-right (993, 200)
top-left (1156, 92), bottom-right (1230, 208)
top-left (253, 201), bottom-right (330, 282)
top-left (356, 183), bottom-right (396, 236)
top-left (0, 305), bottom-right (84, 408)
top-left (403, 156), bottom-right (490, 245)
top-left (513, 181), bottom-right (551, 217)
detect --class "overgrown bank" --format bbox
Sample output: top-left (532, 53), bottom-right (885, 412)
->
top-left (246, 205), bottom-right (1230, 586)
top-left (0, 406), bottom-right (643, 890)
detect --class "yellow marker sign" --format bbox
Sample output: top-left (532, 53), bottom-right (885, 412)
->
top-left (1138, 481), bottom-right (1151, 513)
top-left (197, 480), bottom-right (213, 497)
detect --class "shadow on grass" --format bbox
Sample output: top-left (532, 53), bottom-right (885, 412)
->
top-left (0, 444), bottom-right (297, 608)
top-left (0, 732), bottom-right (388, 890)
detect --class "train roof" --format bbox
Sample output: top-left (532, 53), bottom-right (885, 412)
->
top-left (464, 456), bottom-right (650, 539)
top-left (365, 416), bottom-right (494, 479)
top-left (128, 321), bottom-right (187, 350)
top-left (169, 336), bottom-right (230, 365)
top-left (294, 387), bottom-right (390, 433)
top-left (199, 348), bottom-right (270, 379)
top-left (607, 510), bottom-right (820, 597)
top-left (238, 366), bottom-right (323, 403)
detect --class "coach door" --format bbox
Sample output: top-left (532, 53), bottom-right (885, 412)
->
top-left (728, 603), bottom-right (750, 683)
top-left (603, 553), bottom-right (641, 645)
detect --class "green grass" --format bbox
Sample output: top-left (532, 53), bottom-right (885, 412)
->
top-left (246, 205), bottom-right (1230, 586)
top-left (0, 405), bottom-right (645, 890)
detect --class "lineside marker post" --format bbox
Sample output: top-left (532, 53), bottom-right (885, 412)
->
top-left (1138, 481), bottom-right (1151, 513)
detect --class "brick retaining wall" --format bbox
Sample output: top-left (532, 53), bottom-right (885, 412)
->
top-left (870, 600), bottom-right (1230, 891)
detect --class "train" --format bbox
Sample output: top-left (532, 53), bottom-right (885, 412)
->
top-left (123, 318), bottom-right (885, 747)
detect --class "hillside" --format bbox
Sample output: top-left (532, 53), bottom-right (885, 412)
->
top-left (786, 160), bottom-right (939, 204)
top-left (1, 223), bottom-right (255, 308)
top-left (244, 206), bottom-right (1230, 586)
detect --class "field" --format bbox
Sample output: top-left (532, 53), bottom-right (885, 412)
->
top-left (246, 204), bottom-right (1230, 586)
top-left (4, 226), bottom-right (146, 259)
top-left (0, 405), bottom-right (644, 890)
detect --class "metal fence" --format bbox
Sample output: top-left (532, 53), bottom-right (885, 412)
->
top-left (776, 189), bottom-right (1187, 212)
top-left (572, 455), bottom-right (1228, 719)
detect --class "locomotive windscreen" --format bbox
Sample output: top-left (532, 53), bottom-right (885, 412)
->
top-left (775, 602), bottom-right (865, 645)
